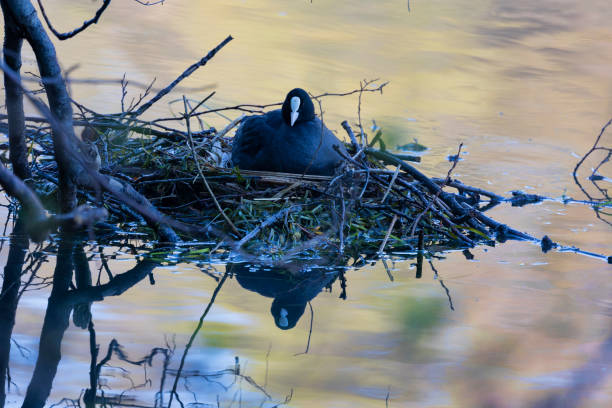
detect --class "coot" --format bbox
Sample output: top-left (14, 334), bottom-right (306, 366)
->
top-left (231, 88), bottom-right (347, 175)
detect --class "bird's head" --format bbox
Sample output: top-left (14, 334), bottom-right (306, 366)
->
top-left (271, 299), bottom-right (307, 330)
top-left (281, 88), bottom-right (315, 127)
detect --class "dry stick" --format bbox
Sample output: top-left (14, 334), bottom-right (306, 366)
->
top-left (183, 96), bottom-right (239, 236)
top-left (269, 180), bottom-right (307, 200)
top-left (333, 145), bottom-right (407, 203)
top-left (183, 97), bottom-right (208, 147)
top-left (37, 0), bottom-right (111, 40)
top-left (237, 205), bottom-right (300, 248)
top-left (357, 79), bottom-right (366, 146)
top-left (119, 73), bottom-right (128, 113)
top-left (381, 165), bottom-right (400, 203)
top-left (316, 81), bottom-right (388, 99)
top-left (125, 77), bottom-right (156, 113)
top-left (410, 143), bottom-right (464, 238)
top-left (187, 91), bottom-right (216, 117)
top-left (338, 184), bottom-right (346, 254)
top-left (168, 271), bottom-right (229, 408)
top-left (341, 120), bottom-right (359, 150)
top-left (214, 114), bottom-right (245, 139)
top-left (134, 35), bottom-right (233, 117)
top-left (356, 79), bottom-right (383, 150)
top-left (377, 214), bottom-right (398, 255)
top-left (153, 102), bottom-right (277, 123)
top-left (433, 179), bottom-right (504, 203)
top-left (363, 147), bottom-right (443, 195)
top-left (339, 164), bottom-right (469, 248)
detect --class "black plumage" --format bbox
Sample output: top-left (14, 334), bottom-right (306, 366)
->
top-left (231, 88), bottom-right (347, 175)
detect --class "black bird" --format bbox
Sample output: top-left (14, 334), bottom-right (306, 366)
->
top-left (231, 88), bottom-right (347, 175)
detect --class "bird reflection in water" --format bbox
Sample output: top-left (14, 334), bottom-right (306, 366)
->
top-left (229, 259), bottom-right (345, 330)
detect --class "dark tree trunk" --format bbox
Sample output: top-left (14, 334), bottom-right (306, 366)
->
top-left (1, 2), bottom-right (29, 180)
top-left (2, 0), bottom-right (77, 211)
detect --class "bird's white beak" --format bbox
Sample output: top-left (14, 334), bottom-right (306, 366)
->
top-left (290, 96), bottom-right (300, 127)
top-left (279, 308), bottom-right (289, 327)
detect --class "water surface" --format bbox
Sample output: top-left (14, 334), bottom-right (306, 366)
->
top-left (1, 0), bottom-right (611, 407)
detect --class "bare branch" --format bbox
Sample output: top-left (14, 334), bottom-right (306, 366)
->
top-left (37, 0), bottom-right (112, 40)
top-left (133, 35), bottom-right (233, 117)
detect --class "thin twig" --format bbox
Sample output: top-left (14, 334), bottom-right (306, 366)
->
top-left (381, 166), bottom-right (400, 204)
top-left (341, 120), bottom-right (359, 150)
top-left (237, 206), bottom-right (300, 248)
top-left (37, 0), bottom-right (111, 40)
top-left (214, 114), bottom-right (244, 139)
top-left (378, 214), bottom-right (398, 255)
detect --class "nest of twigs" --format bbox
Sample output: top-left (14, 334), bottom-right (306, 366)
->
top-left (16, 113), bottom-right (537, 260)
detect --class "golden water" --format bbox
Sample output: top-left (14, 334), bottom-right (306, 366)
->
top-left (2, 0), bottom-right (612, 406)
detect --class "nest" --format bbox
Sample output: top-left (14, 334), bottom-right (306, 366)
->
top-left (19, 115), bottom-right (533, 261)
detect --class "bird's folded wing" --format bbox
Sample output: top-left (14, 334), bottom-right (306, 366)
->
top-left (231, 116), bottom-right (273, 169)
